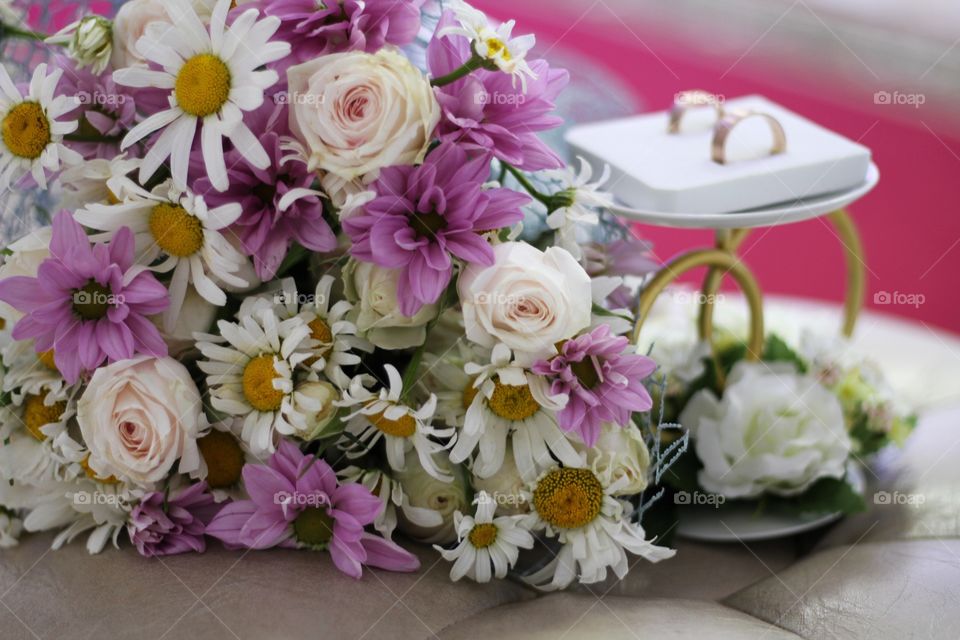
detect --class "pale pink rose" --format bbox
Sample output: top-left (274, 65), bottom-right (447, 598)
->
top-left (110, 0), bottom-right (171, 69)
top-left (458, 242), bottom-right (593, 356)
top-left (286, 48), bottom-right (440, 181)
top-left (77, 356), bottom-right (203, 486)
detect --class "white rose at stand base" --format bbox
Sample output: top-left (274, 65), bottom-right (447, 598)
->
top-left (77, 356), bottom-right (204, 486)
top-left (680, 361), bottom-right (852, 499)
top-left (459, 242), bottom-right (593, 357)
top-left (286, 48), bottom-right (440, 181)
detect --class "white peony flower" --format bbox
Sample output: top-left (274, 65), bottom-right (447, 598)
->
top-left (680, 361), bottom-right (852, 499)
top-left (286, 48), bottom-right (439, 181)
top-left (343, 259), bottom-right (439, 350)
top-left (77, 356), bottom-right (204, 486)
top-left (46, 16), bottom-right (113, 74)
top-left (459, 242), bottom-right (592, 358)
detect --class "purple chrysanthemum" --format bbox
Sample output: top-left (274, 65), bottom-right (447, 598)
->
top-left (205, 440), bottom-right (419, 578)
top-left (533, 324), bottom-right (657, 446)
top-left (195, 107), bottom-right (336, 280)
top-left (428, 11), bottom-right (569, 171)
top-left (128, 483), bottom-right (217, 557)
top-left (0, 211), bottom-right (169, 383)
top-left (54, 55), bottom-right (136, 160)
top-left (259, 0), bottom-right (425, 65)
top-left (342, 142), bottom-right (528, 316)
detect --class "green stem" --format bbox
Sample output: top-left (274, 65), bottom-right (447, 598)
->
top-left (64, 133), bottom-right (123, 144)
top-left (430, 52), bottom-right (486, 87)
top-left (503, 163), bottom-right (554, 208)
top-left (0, 23), bottom-right (48, 41)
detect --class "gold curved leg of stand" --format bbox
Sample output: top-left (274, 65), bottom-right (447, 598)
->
top-left (698, 228), bottom-right (751, 343)
top-left (828, 209), bottom-right (866, 338)
top-left (633, 249), bottom-right (765, 360)
top-left (696, 210), bottom-right (866, 340)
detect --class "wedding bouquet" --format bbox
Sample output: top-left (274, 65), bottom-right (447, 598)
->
top-left (0, 0), bottom-right (678, 590)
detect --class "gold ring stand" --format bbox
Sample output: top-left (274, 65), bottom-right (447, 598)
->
top-left (632, 209), bottom-right (866, 354)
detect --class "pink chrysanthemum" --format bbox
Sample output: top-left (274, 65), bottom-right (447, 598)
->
top-left (259, 0), bottom-right (425, 65)
top-left (0, 211), bottom-right (169, 383)
top-left (205, 440), bottom-right (420, 578)
top-left (533, 324), bottom-right (656, 446)
top-left (342, 142), bottom-right (528, 316)
top-left (128, 483), bottom-right (217, 557)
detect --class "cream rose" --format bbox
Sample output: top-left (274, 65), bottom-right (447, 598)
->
top-left (343, 259), bottom-right (439, 350)
top-left (110, 0), bottom-right (171, 68)
top-left (680, 361), bottom-right (852, 499)
top-left (0, 227), bottom-right (51, 325)
top-left (286, 48), bottom-right (440, 180)
top-left (472, 445), bottom-right (529, 516)
top-left (575, 423), bottom-right (651, 496)
top-left (459, 242), bottom-right (593, 356)
top-left (77, 356), bottom-right (203, 486)
top-left (396, 451), bottom-right (468, 544)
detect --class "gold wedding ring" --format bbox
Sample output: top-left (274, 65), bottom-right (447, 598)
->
top-left (711, 109), bottom-right (787, 164)
top-left (668, 90), bottom-right (724, 133)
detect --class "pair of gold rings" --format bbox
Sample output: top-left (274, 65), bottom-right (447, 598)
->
top-left (668, 90), bottom-right (787, 165)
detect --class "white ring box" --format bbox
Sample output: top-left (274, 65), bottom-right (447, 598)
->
top-left (564, 95), bottom-right (872, 215)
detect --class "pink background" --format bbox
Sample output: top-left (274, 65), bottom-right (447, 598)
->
top-left (476, 0), bottom-right (960, 336)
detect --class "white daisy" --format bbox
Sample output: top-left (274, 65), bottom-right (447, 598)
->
top-left (338, 465), bottom-right (444, 541)
top-left (112, 0), bottom-right (290, 191)
top-left (58, 153), bottom-right (140, 209)
top-left (239, 276), bottom-right (372, 388)
top-left (440, 1), bottom-right (537, 91)
top-left (544, 158), bottom-right (614, 260)
top-left (1, 339), bottom-right (71, 406)
top-left (190, 418), bottom-right (257, 502)
top-left (522, 464), bottom-right (675, 591)
top-left (422, 341), bottom-right (491, 428)
top-left (0, 62), bottom-right (81, 190)
top-left (22, 478), bottom-right (134, 554)
top-left (449, 343), bottom-right (580, 481)
top-left (74, 179), bottom-right (248, 331)
top-left (338, 364), bottom-right (454, 481)
top-left (196, 308), bottom-right (314, 455)
top-left (434, 491), bottom-right (534, 583)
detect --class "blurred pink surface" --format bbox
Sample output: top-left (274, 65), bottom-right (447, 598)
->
top-left (476, 0), bottom-right (960, 335)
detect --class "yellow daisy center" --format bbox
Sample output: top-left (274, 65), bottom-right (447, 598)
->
top-left (38, 349), bottom-right (58, 371)
top-left (467, 522), bottom-right (499, 548)
top-left (175, 53), bottom-right (232, 118)
top-left (80, 455), bottom-right (119, 484)
top-left (2, 101), bottom-right (51, 159)
top-left (149, 203), bottom-right (204, 257)
top-left (461, 381), bottom-right (479, 410)
top-left (22, 392), bottom-right (65, 441)
top-left (485, 38), bottom-right (511, 61)
top-left (308, 316), bottom-right (334, 357)
top-left (197, 430), bottom-right (246, 489)
top-left (242, 354), bottom-right (285, 412)
top-left (368, 405), bottom-right (417, 438)
top-left (533, 467), bottom-right (604, 530)
top-left (487, 380), bottom-right (540, 422)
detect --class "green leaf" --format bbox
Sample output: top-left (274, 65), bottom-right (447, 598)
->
top-left (763, 334), bottom-right (808, 373)
top-left (766, 476), bottom-right (866, 517)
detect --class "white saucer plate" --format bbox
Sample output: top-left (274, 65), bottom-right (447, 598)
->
top-left (675, 465), bottom-right (867, 543)
top-left (610, 163), bottom-right (879, 230)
